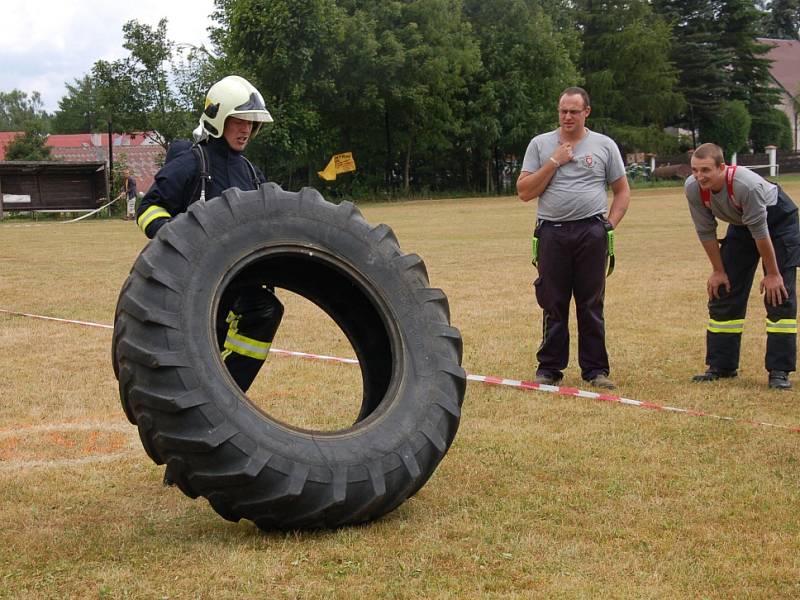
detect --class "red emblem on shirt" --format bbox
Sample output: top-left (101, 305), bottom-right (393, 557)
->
top-left (581, 154), bottom-right (594, 168)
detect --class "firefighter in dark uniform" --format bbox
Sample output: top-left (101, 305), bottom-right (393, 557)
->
top-left (137, 76), bottom-right (283, 439)
top-left (686, 143), bottom-right (800, 390)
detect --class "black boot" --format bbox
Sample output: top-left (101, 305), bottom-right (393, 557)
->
top-left (692, 369), bottom-right (738, 382)
top-left (768, 370), bottom-right (792, 390)
top-left (162, 466), bottom-right (176, 487)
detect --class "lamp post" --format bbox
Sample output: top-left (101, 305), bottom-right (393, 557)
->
top-left (107, 118), bottom-right (114, 188)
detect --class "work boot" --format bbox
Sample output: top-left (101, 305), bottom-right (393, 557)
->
top-left (163, 466), bottom-right (176, 487)
top-left (692, 369), bottom-right (737, 382)
top-left (534, 370), bottom-right (562, 385)
top-left (768, 370), bottom-right (792, 390)
top-left (584, 373), bottom-right (616, 390)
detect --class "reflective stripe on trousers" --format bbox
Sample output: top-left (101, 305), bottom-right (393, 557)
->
top-left (766, 318), bottom-right (797, 334)
top-left (707, 319), bottom-right (744, 334)
top-left (221, 311), bottom-right (271, 360)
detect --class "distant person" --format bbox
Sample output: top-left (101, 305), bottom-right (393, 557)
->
top-left (123, 170), bottom-right (137, 220)
top-left (516, 87), bottom-right (630, 390)
top-left (686, 142), bottom-right (799, 389)
top-left (136, 75), bottom-right (283, 485)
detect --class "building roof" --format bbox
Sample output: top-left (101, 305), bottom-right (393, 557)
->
top-left (0, 131), bottom-right (164, 190)
top-left (758, 38), bottom-right (800, 100)
top-left (46, 132), bottom-right (160, 148)
top-left (0, 160), bottom-right (106, 176)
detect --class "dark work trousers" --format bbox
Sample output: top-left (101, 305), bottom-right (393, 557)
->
top-left (534, 215), bottom-right (610, 380)
top-left (706, 189), bottom-right (800, 373)
top-left (215, 284), bottom-right (284, 392)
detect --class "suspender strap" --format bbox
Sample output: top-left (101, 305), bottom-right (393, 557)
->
top-left (243, 157), bottom-right (261, 190)
top-left (191, 144), bottom-right (259, 203)
top-left (700, 165), bottom-right (740, 212)
top-left (725, 165), bottom-right (740, 210)
top-left (606, 228), bottom-right (615, 277)
top-left (192, 143), bottom-right (211, 203)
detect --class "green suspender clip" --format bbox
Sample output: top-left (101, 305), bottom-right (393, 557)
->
top-left (531, 220), bottom-right (543, 269)
top-left (531, 235), bottom-right (539, 268)
top-left (605, 225), bottom-right (615, 277)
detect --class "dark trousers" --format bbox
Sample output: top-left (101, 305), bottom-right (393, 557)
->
top-left (216, 285), bottom-right (284, 391)
top-left (706, 189), bottom-right (800, 373)
top-left (534, 216), bottom-right (610, 380)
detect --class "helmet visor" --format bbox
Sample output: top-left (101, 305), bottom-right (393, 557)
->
top-left (230, 92), bottom-right (273, 122)
top-left (230, 110), bottom-right (273, 123)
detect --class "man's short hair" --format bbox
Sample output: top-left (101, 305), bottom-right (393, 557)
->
top-left (559, 87), bottom-right (591, 109)
top-left (693, 143), bottom-right (725, 166)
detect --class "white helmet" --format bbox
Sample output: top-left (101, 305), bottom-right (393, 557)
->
top-left (197, 75), bottom-right (273, 140)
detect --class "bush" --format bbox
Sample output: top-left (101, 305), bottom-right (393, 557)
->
top-left (700, 100), bottom-right (751, 159)
top-left (750, 107), bottom-right (793, 152)
top-left (5, 121), bottom-right (52, 161)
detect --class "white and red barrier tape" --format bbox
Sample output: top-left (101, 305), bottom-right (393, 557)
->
top-left (2, 308), bottom-right (798, 434)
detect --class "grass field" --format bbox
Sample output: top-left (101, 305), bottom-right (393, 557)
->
top-left (2, 183), bottom-right (800, 598)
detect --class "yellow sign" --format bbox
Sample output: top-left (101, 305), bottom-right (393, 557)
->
top-left (318, 152), bottom-right (356, 181)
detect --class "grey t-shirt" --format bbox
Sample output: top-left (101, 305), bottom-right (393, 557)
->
top-left (685, 166), bottom-right (777, 242)
top-left (521, 129), bottom-right (626, 222)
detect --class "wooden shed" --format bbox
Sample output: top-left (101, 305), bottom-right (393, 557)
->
top-left (0, 161), bottom-right (108, 219)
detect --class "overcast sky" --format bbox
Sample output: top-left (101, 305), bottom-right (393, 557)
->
top-left (0, 0), bottom-right (217, 112)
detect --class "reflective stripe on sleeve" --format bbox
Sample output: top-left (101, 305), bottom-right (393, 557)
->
top-left (137, 205), bottom-right (171, 233)
top-left (766, 318), bottom-right (797, 334)
top-left (707, 319), bottom-right (745, 334)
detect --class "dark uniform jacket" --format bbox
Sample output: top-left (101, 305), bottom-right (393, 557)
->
top-left (136, 136), bottom-right (266, 238)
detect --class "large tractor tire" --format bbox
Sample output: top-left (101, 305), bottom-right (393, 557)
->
top-left (112, 184), bottom-right (465, 530)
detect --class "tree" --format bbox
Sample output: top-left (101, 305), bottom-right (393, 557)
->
top-left (212, 0), bottom-right (349, 186)
top-left (718, 0), bottom-right (782, 151)
top-left (750, 106), bottom-right (794, 150)
top-left (758, 0), bottom-right (800, 39)
top-left (576, 0), bottom-right (684, 153)
top-left (463, 0), bottom-right (579, 192)
top-left (0, 90), bottom-right (50, 132)
top-left (51, 76), bottom-right (102, 133)
top-left (214, 0), bottom-right (480, 192)
top-left (721, 0), bottom-right (780, 106)
top-left (92, 18), bottom-right (205, 148)
top-left (653, 0), bottom-right (734, 143)
top-left (4, 122), bottom-right (52, 161)
top-left (701, 99), bottom-right (751, 157)
top-left (372, 0), bottom-right (480, 191)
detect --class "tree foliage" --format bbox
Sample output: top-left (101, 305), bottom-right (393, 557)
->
top-left (701, 99), bottom-right (752, 157)
top-left (5, 123), bottom-right (52, 161)
top-left (463, 0), bottom-right (578, 191)
top-left (750, 106), bottom-right (794, 150)
top-left (758, 0), bottom-right (800, 39)
top-left (51, 76), bottom-right (102, 134)
top-left (8, 0), bottom-right (794, 193)
top-left (653, 0), bottom-right (782, 148)
top-left (213, 0), bottom-right (349, 185)
top-left (0, 90), bottom-right (50, 132)
top-left (51, 21), bottom-right (215, 143)
top-left (576, 0), bottom-right (684, 152)
top-left (652, 0), bottom-right (734, 141)
top-left (90, 19), bottom-right (210, 148)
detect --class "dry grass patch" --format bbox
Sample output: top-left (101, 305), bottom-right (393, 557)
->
top-left (2, 184), bottom-right (800, 598)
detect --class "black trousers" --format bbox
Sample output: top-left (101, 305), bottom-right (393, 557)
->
top-left (706, 189), bottom-right (800, 373)
top-left (216, 284), bottom-right (284, 392)
top-left (534, 215), bottom-right (610, 380)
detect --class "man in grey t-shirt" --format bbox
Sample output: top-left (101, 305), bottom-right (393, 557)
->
top-left (517, 86), bottom-right (630, 390)
top-left (686, 142), bottom-right (799, 390)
